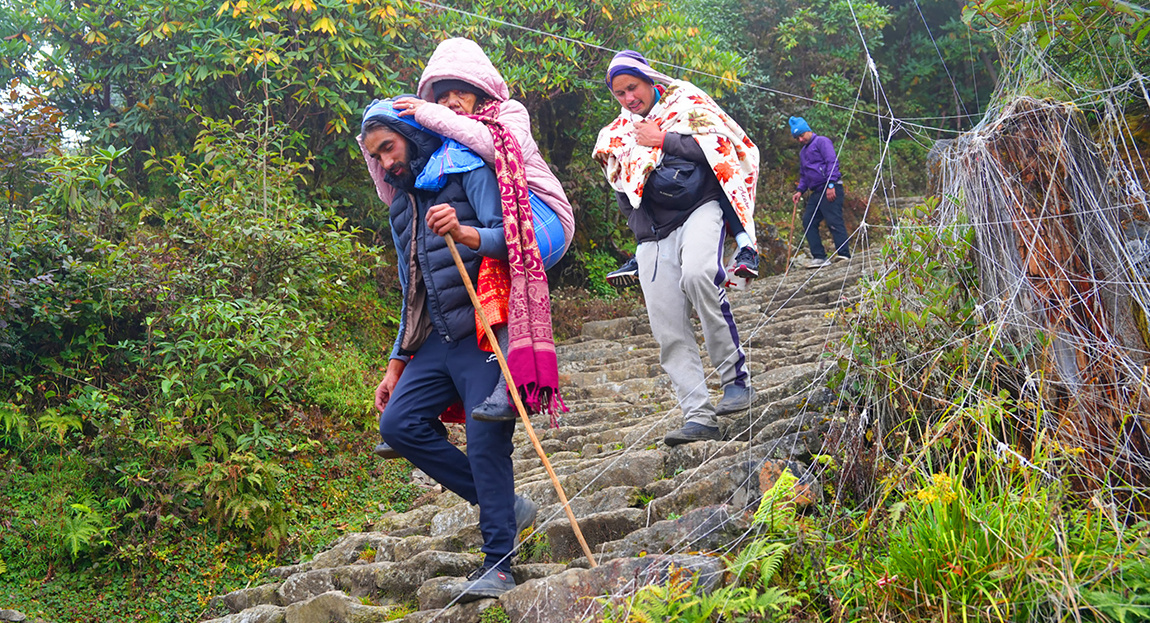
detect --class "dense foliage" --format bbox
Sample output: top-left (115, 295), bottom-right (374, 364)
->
top-left (0, 0), bottom-right (742, 248)
top-left (0, 98), bottom-right (403, 581)
top-left (0, 0), bottom-right (960, 275)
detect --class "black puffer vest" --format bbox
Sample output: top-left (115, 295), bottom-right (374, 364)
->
top-left (389, 174), bottom-right (486, 355)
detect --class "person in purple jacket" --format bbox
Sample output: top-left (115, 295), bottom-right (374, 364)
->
top-left (790, 116), bottom-right (850, 268)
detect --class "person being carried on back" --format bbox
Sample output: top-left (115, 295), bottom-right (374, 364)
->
top-left (361, 38), bottom-right (569, 456)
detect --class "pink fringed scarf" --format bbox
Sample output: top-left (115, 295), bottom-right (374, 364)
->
top-left (470, 100), bottom-right (565, 420)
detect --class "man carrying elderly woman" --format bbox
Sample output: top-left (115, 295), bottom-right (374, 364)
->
top-left (358, 37), bottom-right (572, 602)
top-left (362, 38), bottom-right (573, 461)
top-left (593, 50), bottom-right (758, 446)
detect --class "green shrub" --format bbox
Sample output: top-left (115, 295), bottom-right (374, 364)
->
top-left (152, 296), bottom-right (320, 417)
top-left (0, 401), bottom-right (28, 446)
top-left (303, 342), bottom-right (377, 424)
top-left (517, 530), bottom-right (552, 563)
top-left (581, 249), bottom-right (621, 299)
top-left (833, 197), bottom-right (983, 437)
top-left (36, 408), bottom-right (82, 446)
top-left (182, 451), bottom-right (289, 550)
top-left (59, 502), bottom-right (115, 561)
top-left (876, 444), bottom-right (1150, 621)
top-left (478, 605), bottom-right (511, 623)
top-left (1079, 558), bottom-right (1150, 622)
top-left (817, 196), bottom-right (1150, 621)
top-left (1, 112), bottom-right (394, 554)
top-left (600, 474), bottom-right (800, 623)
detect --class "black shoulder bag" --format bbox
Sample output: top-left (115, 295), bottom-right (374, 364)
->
top-left (645, 154), bottom-right (707, 210)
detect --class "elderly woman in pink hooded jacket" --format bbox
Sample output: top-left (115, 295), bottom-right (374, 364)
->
top-left (362, 38), bottom-right (572, 455)
top-left (364, 37), bottom-right (574, 267)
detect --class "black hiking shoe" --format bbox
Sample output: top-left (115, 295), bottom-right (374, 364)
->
top-left (731, 246), bottom-right (760, 279)
top-left (449, 566), bottom-right (516, 603)
top-left (664, 422), bottom-right (722, 446)
top-left (373, 442), bottom-right (403, 459)
top-left (606, 257), bottom-right (639, 288)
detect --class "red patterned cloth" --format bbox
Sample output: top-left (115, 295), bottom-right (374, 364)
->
top-left (440, 401), bottom-right (465, 424)
top-left (469, 100), bottom-right (565, 419)
top-left (476, 257), bottom-right (511, 352)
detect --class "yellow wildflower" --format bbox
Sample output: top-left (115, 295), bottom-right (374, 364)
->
top-left (913, 472), bottom-right (957, 505)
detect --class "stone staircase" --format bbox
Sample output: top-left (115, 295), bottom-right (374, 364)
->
top-left (205, 252), bottom-right (871, 623)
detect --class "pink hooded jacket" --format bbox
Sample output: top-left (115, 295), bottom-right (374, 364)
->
top-left (360, 38), bottom-right (575, 255)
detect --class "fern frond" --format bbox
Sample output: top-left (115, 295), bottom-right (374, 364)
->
top-left (727, 538), bottom-right (791, 589)
top-left (753, 469), bottom-right (799, 529)
top-left (728, 538), bottom-right (768, 581)
top-left (755, 542), bottom-right (789, 587)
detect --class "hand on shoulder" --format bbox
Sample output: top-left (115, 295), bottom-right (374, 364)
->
top-left (394, 97), bottom-right (426, 117)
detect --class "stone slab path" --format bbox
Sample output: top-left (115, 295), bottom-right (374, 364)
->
top-left (205, 251), bottom-right (872, 623)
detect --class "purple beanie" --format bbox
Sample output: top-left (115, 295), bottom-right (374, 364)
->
top-left (606, 50), bottom-right (654, 88)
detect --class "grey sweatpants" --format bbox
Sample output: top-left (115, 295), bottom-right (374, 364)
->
top-left (635, 201), bottom-right (750, 428)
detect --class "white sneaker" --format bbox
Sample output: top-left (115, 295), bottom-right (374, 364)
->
top-left (832, 254), bottom-right (850, 263)
top-left (805, 257), bottom-right (832, 269)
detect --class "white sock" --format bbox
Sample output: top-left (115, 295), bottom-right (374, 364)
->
top-left (735, 232), bottom-right (754, 250)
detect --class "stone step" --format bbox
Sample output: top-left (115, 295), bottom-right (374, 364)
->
top-left (500, 554), bottom-right (724, 622)
top-left (209, 247), bottom-right (876, 623)
top-left (273, 550), bottom-right (482, 606)
top-left (206, 590), bottom-right (401, 623)
top-left (586, 504), bottom-right (751, 565)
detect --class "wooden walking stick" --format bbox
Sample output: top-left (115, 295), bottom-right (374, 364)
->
top-left (444, 233), bottom-right (598, 568)
top-left (785, 197), bottom-right (801, 273)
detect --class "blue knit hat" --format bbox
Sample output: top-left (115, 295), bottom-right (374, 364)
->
top-left (789, 116), bottom-right (812, 137)
top-left (361, 96), bottom-right (483, 191)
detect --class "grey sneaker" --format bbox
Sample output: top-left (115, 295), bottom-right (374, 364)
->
top-left (373, 442), bottom-right (402, 459)
top-left (472, 391), bottom-right (517, 422)
top-left (832, 254), bottom-right (850, 263)
top-left (450, 566), bottom-right (516, 603)
top-left (513, 494), bottom-right (538, 541)
top-left (664, 422), bottom-right (722, 446)
top-left (805, 257), bottom-right (832, 269)
top-left (374, 421), bottom-right (449, 460)
top-left (715, 384), bottom-right (755, 415)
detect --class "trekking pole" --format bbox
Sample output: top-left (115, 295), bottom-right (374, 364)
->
top-left (785, 197), bottom-right (800, 274)
top-left (444, 233), bottom-right (598, 568)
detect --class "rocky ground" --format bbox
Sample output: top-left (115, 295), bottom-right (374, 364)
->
top-left (202, 250), bottom-right (873, 623)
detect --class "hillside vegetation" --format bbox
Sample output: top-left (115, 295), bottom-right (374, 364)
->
top-left (3, 0), bottom-right (1150, 619)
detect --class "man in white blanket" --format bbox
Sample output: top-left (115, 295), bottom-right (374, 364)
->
top-left (593, 50), bottom-right (758, 446)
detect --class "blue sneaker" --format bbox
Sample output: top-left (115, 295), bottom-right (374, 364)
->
top-left (731, 246), bottom-right (760, 279)
top-left (606, 257), bottom-right (639, 288)
top-left (715, 384), bottom-right (755, 415)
